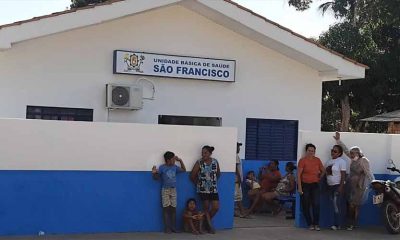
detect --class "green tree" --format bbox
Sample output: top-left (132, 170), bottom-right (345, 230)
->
top-left (70, 0), bottom-right (107, 8)
top-left (319, 22), bottom-right (379, 131)
top-left (290, 0), bottom-right (359, 20)
top-left (289, 0), bottom-right (400, 132)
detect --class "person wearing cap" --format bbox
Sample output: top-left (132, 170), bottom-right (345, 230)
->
top-left (333, 132), bottom-right (374, 231)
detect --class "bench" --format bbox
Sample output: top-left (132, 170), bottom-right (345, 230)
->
top-left (276, 194), bottom-right (296, 219)
top-left (241, 160), bottom-right (297, 219)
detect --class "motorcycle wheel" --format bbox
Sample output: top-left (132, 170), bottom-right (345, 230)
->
top-left (382, 200), bottom-right (400, 234)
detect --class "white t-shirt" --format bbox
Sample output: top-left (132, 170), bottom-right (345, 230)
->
top-left (246, 179), bottom-right (261, 189)
top-left (236, 155), bottom-right (243, 180)
top-left (325, 157), bottom-right (347, 186)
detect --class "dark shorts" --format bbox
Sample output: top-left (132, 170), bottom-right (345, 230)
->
top-left (199, 193), bottom-right (219, 201)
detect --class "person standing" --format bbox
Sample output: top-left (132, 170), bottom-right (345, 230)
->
top-left (234, 142), bottom-right (245, 217)
top-left (298, 143), bottom-right (325, 231)
top-left (152, 151), bottom-right (186, 233)
top-left (334, 132), bottom-right (374, 230)
top-left (325, 144), bottom-right (347, 230)
top-left (190, 145), bottom-right (220, 234)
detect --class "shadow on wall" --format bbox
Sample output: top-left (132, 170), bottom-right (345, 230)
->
top-left (0, 171), bottom-right (235, 236)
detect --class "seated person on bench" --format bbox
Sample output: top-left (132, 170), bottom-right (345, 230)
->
top-left (243, 161), bottom-right (281, 216)
top-left (260, 160), bottom-right (281, 193)
top-left (243, 170), bottom-right (262, 216)
top-left (262, 162), bottom-right (296, 215)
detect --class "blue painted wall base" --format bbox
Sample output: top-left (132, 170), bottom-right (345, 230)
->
top-left (0, 171), bottom-right (234, 236)
top-left (295, 174), bottom-right (397, 228)
top-left (241, 160), bottom-right (399, 228)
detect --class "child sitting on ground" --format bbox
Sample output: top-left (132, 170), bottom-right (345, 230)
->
top-left (183, 198), bottom-right (205, 235)
top-left (152, 151), bottom-right (186, 233)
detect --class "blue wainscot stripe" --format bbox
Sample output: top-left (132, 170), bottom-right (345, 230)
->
top-left (294, 173), bottom-right (397, 227)
top-left (241, 160), bottom-right (399, 228)
top-left (0, 171), bottom-right (234, 236)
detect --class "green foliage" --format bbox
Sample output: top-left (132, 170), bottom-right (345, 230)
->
top-left (289, 0), bottom-right (357, 19)
top-left (288, 0), bottom-right (313, 11)
top-left (319, 22), bottom-right (378, 71)
top-left (321, 92), bottom-right (341, 131)
top-left (289, 0), bottom-right (400, 133)
top-left (70, 0), bottom-right (108, 8)
top-left (319, 22), bottom-right (379, 131)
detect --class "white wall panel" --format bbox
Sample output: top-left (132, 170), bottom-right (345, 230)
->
top-left (0, 118), bottom-right (237, 172)
top-left (298, 131), bottom-right (399, 174)
top-left (0, 5), bottom-right (323, 159)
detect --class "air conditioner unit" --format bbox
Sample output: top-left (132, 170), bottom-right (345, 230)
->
top-left (106, 84), bottom-right (143, 110)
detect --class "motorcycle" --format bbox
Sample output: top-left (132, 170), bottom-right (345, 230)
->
top-left (371, 160), bottom-right (400, 234)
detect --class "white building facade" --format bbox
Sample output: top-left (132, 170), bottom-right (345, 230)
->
top-left (0, 0), bottom-right (367, 235)
top-left (0, 0), bottom-right (366, 157)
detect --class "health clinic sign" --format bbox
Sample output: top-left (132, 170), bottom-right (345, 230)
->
top-left (113, 50), bottom-right (236, 82)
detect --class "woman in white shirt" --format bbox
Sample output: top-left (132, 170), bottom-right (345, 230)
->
top-left (325, 144), bottom-right (347, 230)
top-left (334, 132), bottom-right (374, 230)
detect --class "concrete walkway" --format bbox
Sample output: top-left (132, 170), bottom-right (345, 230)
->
top-left (1, 214), bottom-right (398, 240)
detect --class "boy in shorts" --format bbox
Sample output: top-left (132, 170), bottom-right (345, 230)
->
top-left (152, 151), bottom-right (186, 233)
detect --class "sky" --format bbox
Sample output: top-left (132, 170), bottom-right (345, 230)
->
top-left (0, 0), bottom-right (338, 38)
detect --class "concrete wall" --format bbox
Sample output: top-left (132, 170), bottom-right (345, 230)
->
top-left (0, 5), bottom-right (323, 159)
top-left (0, 118), bottom-right (237, 236)
top-left (296, 131), bottom-right (400, 227)
top-left (298, 131), bottom-right (397, 174)
top-left (0, 118), bottom-right (237, 172)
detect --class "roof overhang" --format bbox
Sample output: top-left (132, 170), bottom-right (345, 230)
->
top-left (361, 110), bottom-right (400, 122)
top-left (0, 0), bottom-right (367, 81)
top-left (0, 0), bottom-right (180, 50)
top-left (182, 0), bottom-right (366, 81)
